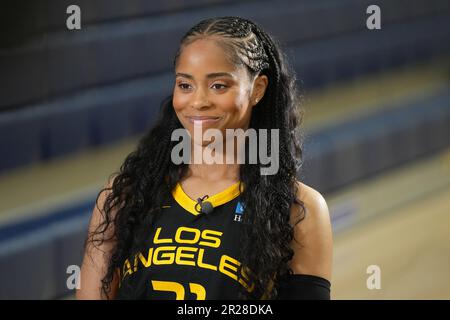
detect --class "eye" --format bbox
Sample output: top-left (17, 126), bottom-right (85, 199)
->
top-left (211, 83), bottom-right (228, 90)
top-left (178, 83), bottom-right (192, 91)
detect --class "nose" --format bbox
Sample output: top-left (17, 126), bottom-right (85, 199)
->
top-left (192, 87), bottom-right (212, 110)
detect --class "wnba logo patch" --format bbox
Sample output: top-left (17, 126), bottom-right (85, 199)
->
top-left (234, 201), bottom-right (244, 222)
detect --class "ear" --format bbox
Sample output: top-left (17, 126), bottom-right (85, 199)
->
top-left (251, 74), bottom-right (268, 106)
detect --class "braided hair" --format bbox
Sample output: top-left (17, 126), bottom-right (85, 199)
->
top-left (88, 16), bottom-right (306, 300)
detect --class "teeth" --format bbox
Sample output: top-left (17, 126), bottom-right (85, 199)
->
top-left (190, 117), bottom-right (218, 125)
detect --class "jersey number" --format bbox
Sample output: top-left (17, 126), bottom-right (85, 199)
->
top-left (151, 280), bottom-right (206, 300)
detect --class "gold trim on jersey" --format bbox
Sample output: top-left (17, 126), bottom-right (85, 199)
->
top-left (171, 181), bottom-right (244, 216)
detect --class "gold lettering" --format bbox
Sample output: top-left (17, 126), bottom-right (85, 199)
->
top-left (133, 254), bottom-right (138, 272)
top-left (153, 246), bottom-right (176, 265)
top-left (153, 227), bottom-right (173, 244)
top-left (122, 259), bottom-right (133, 279)
top-left (175, 246), bottom-right (197, 266)
top-left (138, 247), bottom-right (154, 268)
top-left (197, 248), bottom-right (217, 271)
top-left (219, 255), bottom-right (240, 281)
top-left (239, 266), bottom-right (255, 292)
top-left (199, 229), bottom-right (223, 248)
top-left (175, 227), bottom-right (200, 244)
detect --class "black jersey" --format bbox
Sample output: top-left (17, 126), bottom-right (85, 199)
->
top-left (116, 181), bottom-right (263, 300)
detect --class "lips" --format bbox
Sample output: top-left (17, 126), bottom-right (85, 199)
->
top-left (186, 115), bottom-right (221, 125)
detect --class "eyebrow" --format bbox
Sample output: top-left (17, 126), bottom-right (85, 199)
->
top-left (175, 72), bottom-right (235, 80)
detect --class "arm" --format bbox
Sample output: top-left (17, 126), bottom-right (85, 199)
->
top-left (280, 182), bottom-right (333, 299)
top-left (76, 177), bottom-right (120, 300)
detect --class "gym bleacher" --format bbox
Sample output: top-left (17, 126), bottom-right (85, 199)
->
top-left (0, 0), bottom-right (449, 299)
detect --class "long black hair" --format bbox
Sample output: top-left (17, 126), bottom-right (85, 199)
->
top-left (87, 16), bottom-right (306, 299)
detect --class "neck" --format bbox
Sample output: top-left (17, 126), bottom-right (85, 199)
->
top-left (186, 135), bottom-right (244, 182)
top-left (186, 162), bottom-right (240, 182)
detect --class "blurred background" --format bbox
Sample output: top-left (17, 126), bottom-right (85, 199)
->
top-left (0, 0), bottom-right (449, 299)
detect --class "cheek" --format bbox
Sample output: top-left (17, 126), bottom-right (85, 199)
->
top-left (229, 90), bottom-right (251, 117)
top-left (171, 95), bottom-right (189, 128)
top-left (172, 93), bottom-right (186, 112)
top-left (172, 95), bottom-right (193, 128)
top-left (223, 88), bottom-right (250, 113)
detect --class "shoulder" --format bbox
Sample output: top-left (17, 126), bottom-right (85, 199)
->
top-left (290, 181), bottom-right (330, 227)
top-left (288, 181), bottom-right (333, 281)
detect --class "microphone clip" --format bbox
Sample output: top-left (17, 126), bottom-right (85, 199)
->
top-left (195, 195), bottom-right (214, 215)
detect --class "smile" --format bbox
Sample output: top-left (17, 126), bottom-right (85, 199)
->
top-left (186, 116), bottom-right (221, 125)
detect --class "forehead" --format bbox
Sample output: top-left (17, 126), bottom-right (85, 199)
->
top-left (176, 38), bottom-right (242, 75)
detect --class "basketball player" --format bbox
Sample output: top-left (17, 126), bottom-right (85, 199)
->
top-left (77, 16), bottom-right (332, 300)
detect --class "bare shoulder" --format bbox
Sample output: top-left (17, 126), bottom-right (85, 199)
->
top-left (288, 181), bottom-right (333, 281)
top-left (290, 181), bottom-right (330, 225)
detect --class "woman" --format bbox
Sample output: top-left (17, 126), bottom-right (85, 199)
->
top-left (77, 16), bottom-right (332, 300)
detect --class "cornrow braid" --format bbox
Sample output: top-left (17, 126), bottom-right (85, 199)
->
top-left (175, 17), bottom-right (270, 75)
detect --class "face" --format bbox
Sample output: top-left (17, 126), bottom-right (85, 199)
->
top-left (173, 38), bottom-right (267, 145)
